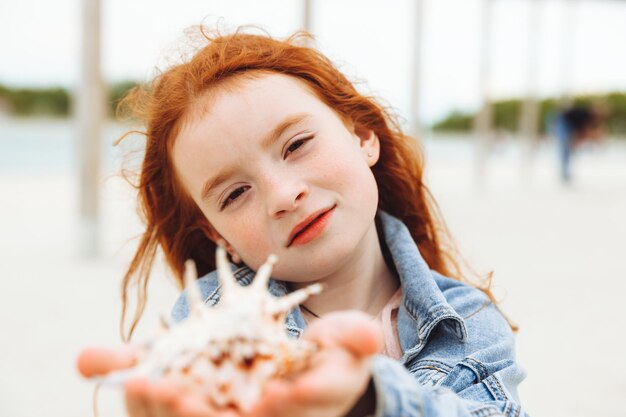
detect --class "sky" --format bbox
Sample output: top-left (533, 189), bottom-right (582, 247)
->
top-left (1, 0), bottom-right (625, 123)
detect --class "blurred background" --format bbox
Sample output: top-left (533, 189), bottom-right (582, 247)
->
top-left (1, 0), bottom-right (625, 416)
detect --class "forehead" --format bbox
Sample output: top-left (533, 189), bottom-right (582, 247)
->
top-left (182, 73), bottom-right (327, 139)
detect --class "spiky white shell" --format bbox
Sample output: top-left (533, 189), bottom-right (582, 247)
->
top-left (97, 248), bottom-right (322, 411)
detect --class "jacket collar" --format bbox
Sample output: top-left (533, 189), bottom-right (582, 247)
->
top-left (376, 211), bottom-right (467, 362)
top-left (225, 211), bottom-right (467, 352)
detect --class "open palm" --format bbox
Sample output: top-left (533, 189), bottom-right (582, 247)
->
top-left (77, 311), bottom-right (381, 417)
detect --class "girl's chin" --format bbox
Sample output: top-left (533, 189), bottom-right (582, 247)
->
top-left (279, 246), bottom-right (359, 281)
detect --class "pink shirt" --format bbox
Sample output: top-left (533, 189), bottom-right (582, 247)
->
top-left (301, 288), bottom-right (404, 359)
top-left (373, 288), bottom-right (404, 360)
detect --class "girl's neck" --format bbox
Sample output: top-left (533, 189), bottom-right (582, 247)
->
top-left (290, 222), bottom-right (399, 318)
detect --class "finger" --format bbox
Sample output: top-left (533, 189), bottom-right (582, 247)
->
top-left (177, 395), bottom-right (240, 417)
top-left (125, 378), bottom-right (152, 417)
top-left (250, 380), bottom-right (292, 415)
top-left (148, 380), bottom-right (181, 417)
top-left (77, 345), bottom-right (138, 377)
top-left (303, 310), bottom-right (383, 358)
top-left (291, 355), bottom-right (370, 403)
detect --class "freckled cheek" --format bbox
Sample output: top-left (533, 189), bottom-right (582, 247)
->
top-left (324, 154), bottom-right (379, 211)
top-left (223, 216), bottom-right (272, 267)
top-left (314, 155), bottom-right (367, 189)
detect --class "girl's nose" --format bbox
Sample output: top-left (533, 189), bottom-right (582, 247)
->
top-left (267, 178), bottom-right (309, 218)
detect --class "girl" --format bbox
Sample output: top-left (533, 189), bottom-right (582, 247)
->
top-left (78, 29), bottom-right (528, 417)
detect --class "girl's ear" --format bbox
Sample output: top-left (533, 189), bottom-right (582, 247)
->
top-left (354, 124), bottom-right (380, 167)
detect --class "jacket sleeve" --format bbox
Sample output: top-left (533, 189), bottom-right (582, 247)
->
top-left (368, 304), bottom-right (528, 417)
top-left (369, 350), bottom-right (527, 417)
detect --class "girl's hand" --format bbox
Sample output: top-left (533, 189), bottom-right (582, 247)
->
top-left (249, 310), bottom-right (382, 417)
top-left (76, 311), bottom-right (382, 417)
top-left (77, 346), bottom-right (241, 417)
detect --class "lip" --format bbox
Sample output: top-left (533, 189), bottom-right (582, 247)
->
top-left (287, 205), bottom-right (336, 247)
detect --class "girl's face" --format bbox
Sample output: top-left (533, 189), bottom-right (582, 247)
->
top-left (172, 73), bottom-right (380, 282)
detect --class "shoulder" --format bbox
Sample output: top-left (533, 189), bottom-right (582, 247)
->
top-left (431, 271), bottom-right (514, 350)
top-left (412, 273), bottom-right (526, 405)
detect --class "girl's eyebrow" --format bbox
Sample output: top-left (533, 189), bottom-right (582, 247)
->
top-left (201, 165), bottom-right (238, 203)
top-left (260, 112), bottom-right (311, 150)
top-left (201, 113), bottom-right (311, 203)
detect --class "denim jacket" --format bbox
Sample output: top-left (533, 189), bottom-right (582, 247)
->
top-left (171, 211), bottom-right (528, 417)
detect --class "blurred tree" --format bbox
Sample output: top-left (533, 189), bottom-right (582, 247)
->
top-left (0, 85), bottom-right (70, 116)
top-left (0, 82), bottom-right (623, 136)
top-left (432, 93), bottom-right (625, 136)
top-left (492, 99), bottom-right (521, 132)
top-left (431, 110), bottom-right (474, 131)
top-left (0, 81), bottom-right (138, 118)
top-left (605, 93), bottom-right (626, 134)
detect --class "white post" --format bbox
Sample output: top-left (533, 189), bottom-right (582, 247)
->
top-left (409, 0), bottom-right (425, 139)
top-left (519, 0), bottom-right (541, 183)
top-left (76, 0), bottom-right (103, 257)
top-left (559, 0), bottom-right (577, 107)
top-left (302, 0), bottom-right (313, 33)
top-left (474, 0), bottom-right (494, 187)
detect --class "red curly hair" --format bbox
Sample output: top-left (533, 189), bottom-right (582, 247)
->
top-left (118, 28), bottom-right (495, 341)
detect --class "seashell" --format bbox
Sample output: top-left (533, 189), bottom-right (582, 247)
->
top-left (96, 247), bottom-right (322, 411)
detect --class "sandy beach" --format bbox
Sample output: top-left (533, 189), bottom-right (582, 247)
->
top-left (1, 121), bottom-right (625, 416)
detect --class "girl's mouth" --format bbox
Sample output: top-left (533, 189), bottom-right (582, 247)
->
top-left (287, 206), bottom-right (336, 247)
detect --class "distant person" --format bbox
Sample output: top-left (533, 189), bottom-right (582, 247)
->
top-left (553, 105), bottom-right (605, 183)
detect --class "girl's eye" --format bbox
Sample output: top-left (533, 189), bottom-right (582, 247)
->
top-left (220, 185), bottom-right (250, 210)
top-left (284, 136), bottom-right (313, 158)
